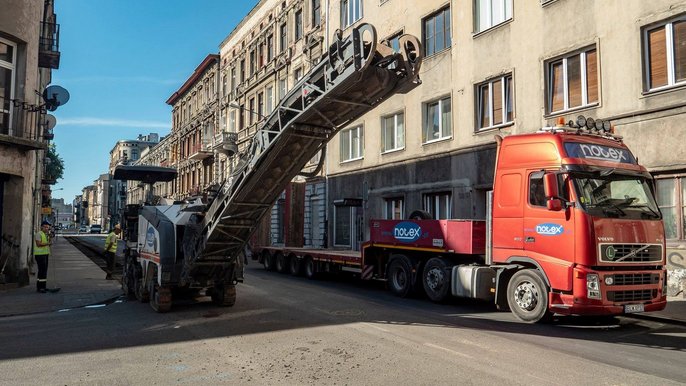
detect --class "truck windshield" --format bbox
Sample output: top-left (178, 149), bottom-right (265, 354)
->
top-left (572, 172), bottom-right (661, 220)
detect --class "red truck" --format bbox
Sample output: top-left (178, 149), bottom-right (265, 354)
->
top-left (253, 116), bottom-right (668, 322)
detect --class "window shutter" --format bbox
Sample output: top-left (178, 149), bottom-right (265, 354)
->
top-left (492, 79), bottom-right (503, 125)
top-left (550, 62), bottom-right (564, 112)
top-left (648, 27), bottom-right (668, 89)
top-left (674, 21), bottom-right (686, 83)
top-left (586, 50), bottom-right (598, 103)
top-left (567, 54), bottom-right (582, 108)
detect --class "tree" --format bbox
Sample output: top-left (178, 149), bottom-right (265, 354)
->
top-left (45, 143), bottom-right (64, 182)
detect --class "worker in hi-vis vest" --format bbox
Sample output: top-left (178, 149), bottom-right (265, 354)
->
top-left (104, 224), bottom-right (121, 280)
top-left (34, 220), bottom-right (52, 293)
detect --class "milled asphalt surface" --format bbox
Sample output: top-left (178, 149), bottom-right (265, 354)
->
top-left (0, 233), bottom-right (684, 325)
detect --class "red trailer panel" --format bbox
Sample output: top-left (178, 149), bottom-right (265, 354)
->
top-left (369, 219), bottom-right (486, 255)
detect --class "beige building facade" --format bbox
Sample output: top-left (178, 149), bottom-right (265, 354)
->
top-left (0, 0), bottom-right (60, 285)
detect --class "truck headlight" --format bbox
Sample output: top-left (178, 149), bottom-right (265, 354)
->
top-left (587, 273), bottom-right (601, 299)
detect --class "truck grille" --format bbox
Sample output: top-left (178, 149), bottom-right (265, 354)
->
top-left (607, 289), bottom-right (656, 302)
top-left (598, 244), bottom-right (662, 263)
top-left (612, 273), bottom-right (660, 286)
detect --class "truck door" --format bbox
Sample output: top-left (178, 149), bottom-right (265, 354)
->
top-left (523, 171), bottom-right (574, 288)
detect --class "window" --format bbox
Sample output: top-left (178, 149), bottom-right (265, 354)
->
top-left (294, 67), bottom-right (303, 82)
top-left (230, 67), bottom-right (236, 92)
top-left (387, 31), bottom-right (403, 53)
top-left (475, 0), bottom-right (512, 33)
top-left (222, 75), bottom-right (227, 96)
top-left (476, 74), bottom-right (514, 130)
top-left (423, 7), bottom-right (451, 56)
top-left (239, 104), bottom-right (245, 129)
top-left (341, 0), bottom-right (363, 28)
top-left (257, 92), bottom-right (264, 118)
top-left (240, 59), bottom-right (245, 82)
top-left (248, 97), bottom-right (255, 125)
top-left (258, 42), bottom-right (264, 68)
top-left (0, 38), bottom-right (16, 134)
top-left (229, 110), bottom-right (236, 132)
top-left (279, 78), bottom-right (287, 100)
top-left (295, 9), bottom-right (303, 41)
top-left (312, 0), bottom-right (321, 27)
top-left (381, 112), bottom-right (404, 152)
top-left (656, 177), bottom-right (686, 240)
top-left (280, 23), bottom-right (288, 52)
top-left (423, 96), bottom-right (452, 143)
top-left (220, 110), bottom-right (227, 131)
top-left (340, 125), bottom-right (364, 162)
top-left (249, 49), bottom-right (256, 75)
top-left (528, 172), bottom-right (546, 207)
top-left (266, 85), bottom-right (274, 113)
top-left (424, 192), bottom-right (451, 219)
top-left (643, 16), bottom-right (686, 91)
top-left (267, 34), bottom-right (274, 62)
top-left (384, 198), bottom-right (404, 219)
top-left (546, 47), bottom-right (598, 114)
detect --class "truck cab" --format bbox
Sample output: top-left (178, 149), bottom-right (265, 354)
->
top-left (492, 118), bottom-right (667, 321)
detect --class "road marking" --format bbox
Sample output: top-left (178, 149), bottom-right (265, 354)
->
top-left (424, 343), bottom-right (474, 359)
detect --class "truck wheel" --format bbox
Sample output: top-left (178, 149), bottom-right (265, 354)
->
top-left (134, 266), bottom-right (149, 303)
top-left (304, 256), bottom-right (316, 279)
top-left (289, 256), bottom-right (302, 276)
top-left (387, 256), bottom-right (413, 297)
top-left (122, 260), bottom-right (136, 300)
top-left (212, 284), bottom-right (237, 307)
top-left (423, 257), bottom-right (451, 302)
top-left (150, 286), bottom-right (172, 313)
top-left (262, 251), bottom-right (274, 271)
top-left (275, 252), bottom-right (288, 273)
top-left (507, 269), bottom-right (553, 323)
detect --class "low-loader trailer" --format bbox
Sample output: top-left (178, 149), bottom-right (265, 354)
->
top-left (254, 118), bottom-right (668, 322)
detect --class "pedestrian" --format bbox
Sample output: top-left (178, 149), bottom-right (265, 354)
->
top-left (34, 220), bottom-right (52, 293)
top-left (104, 224), bottom-right (121, 280)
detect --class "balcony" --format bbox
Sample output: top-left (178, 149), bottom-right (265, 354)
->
top-left (0, 97), bottom-right (47, 150)
top-left (213, 132), bottom-right (238, 156)
top-left (39, 21), bottom-right (61, 69)
top-left (188, 142), bottom-right (212, 160)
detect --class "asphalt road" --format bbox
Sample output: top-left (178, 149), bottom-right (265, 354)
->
top-left (0, 258), bottom-right (684, 385)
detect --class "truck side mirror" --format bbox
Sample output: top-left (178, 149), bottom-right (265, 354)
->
top-left (543, 173), bottom-right (559, 199)
top-left (547, 198), bottom-right (563, 211)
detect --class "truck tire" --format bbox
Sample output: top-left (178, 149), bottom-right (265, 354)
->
top-left (408, 210), bottom-right (433, 220)
top-left (212, 284), bottom-right (237, 307)
top-left (289, 255), bottom-right (302, 276)
top-left (387, 255), bottom-right (413, 297)
top-left (122, 259), bottom-right (136, 300)
top-left (275, 252), bottom-right (288, 273)
top-left (506, 269), bottom-right (553, 323)
top-left (422, 257), bottom-right (451, 302)
top-left (262, 251), bottom-right (274, 271)
top-left (304, 256), bottom-right (316, 279)
top-left (134, 265), bottom-right (149, 303)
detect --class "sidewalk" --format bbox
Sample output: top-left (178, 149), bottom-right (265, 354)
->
top-left (0, 235), bottom-right (122, 317)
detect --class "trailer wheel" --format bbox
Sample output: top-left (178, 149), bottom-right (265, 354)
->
top-left (275, 252), bottom-right (288, 273)
top-left (304, 256), bottom-right (316, 279)
top-left (422, 257), bottom-right (451, 302)
top-left (262, 251), bottom-right (275, 271)
top-left (289, 255), bottom-right (302, 276)
top-left (506, 269), bottom-right (553, 323)
top-left (212, 284), bottom-right (237, 307)
top-left (387, 255), bottom-right (413, 297)
top-left (122, 259), bottom-right (136, 300)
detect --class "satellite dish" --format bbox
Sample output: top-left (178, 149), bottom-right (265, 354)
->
top-left (45, 114), bottom-right (57, 130)
top-left (42, 85), bottom-right (70, 111)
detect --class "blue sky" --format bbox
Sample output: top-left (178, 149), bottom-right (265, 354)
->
top-left (52, 0), bottom-right (259, 202)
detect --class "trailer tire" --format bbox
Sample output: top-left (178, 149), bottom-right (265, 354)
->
top-left (387, 255), bottom-right (413, 297)
top-left (289, 255), bottom-right (302, 276)
top-left (212, 284), bottom-right (237, 307)
top-left (506, 269), bottom-right (553, 323)
top-left (134, 265), bottom-right (149, 303)
top-left (275, 252), bottom-right (288, 273)
top-left (304, 256), bottom-right (316, 279)
top-left (262, 251), bottom-right (275, 271)
top-left (408, 210), bottom-right (433, 220)
top-left (422, 257), bottom-right (451, 302)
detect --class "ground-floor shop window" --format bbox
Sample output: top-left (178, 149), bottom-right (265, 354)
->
top-left (656, 176), bottom-right (686, 240)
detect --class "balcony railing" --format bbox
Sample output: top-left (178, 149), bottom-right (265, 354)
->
top-left (188, 142), bottom-right (212, 160)
top-left (39, 21), bottom-right (61, 69)
top-left (0, 96), bottom-right (47, 150)
top-left (213, 132), bottom-right (238, 156)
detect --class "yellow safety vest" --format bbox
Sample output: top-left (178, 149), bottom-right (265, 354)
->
top-left (34, 231), bottom-right (50, 255)
top-left (105, 231), bottom-right (118, 253)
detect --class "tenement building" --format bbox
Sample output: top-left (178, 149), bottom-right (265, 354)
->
top-left (0, 0), bottom-right (61, 285)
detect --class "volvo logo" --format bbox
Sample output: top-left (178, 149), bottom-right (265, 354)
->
top-left (606, 245), bottom-right (616, 259)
